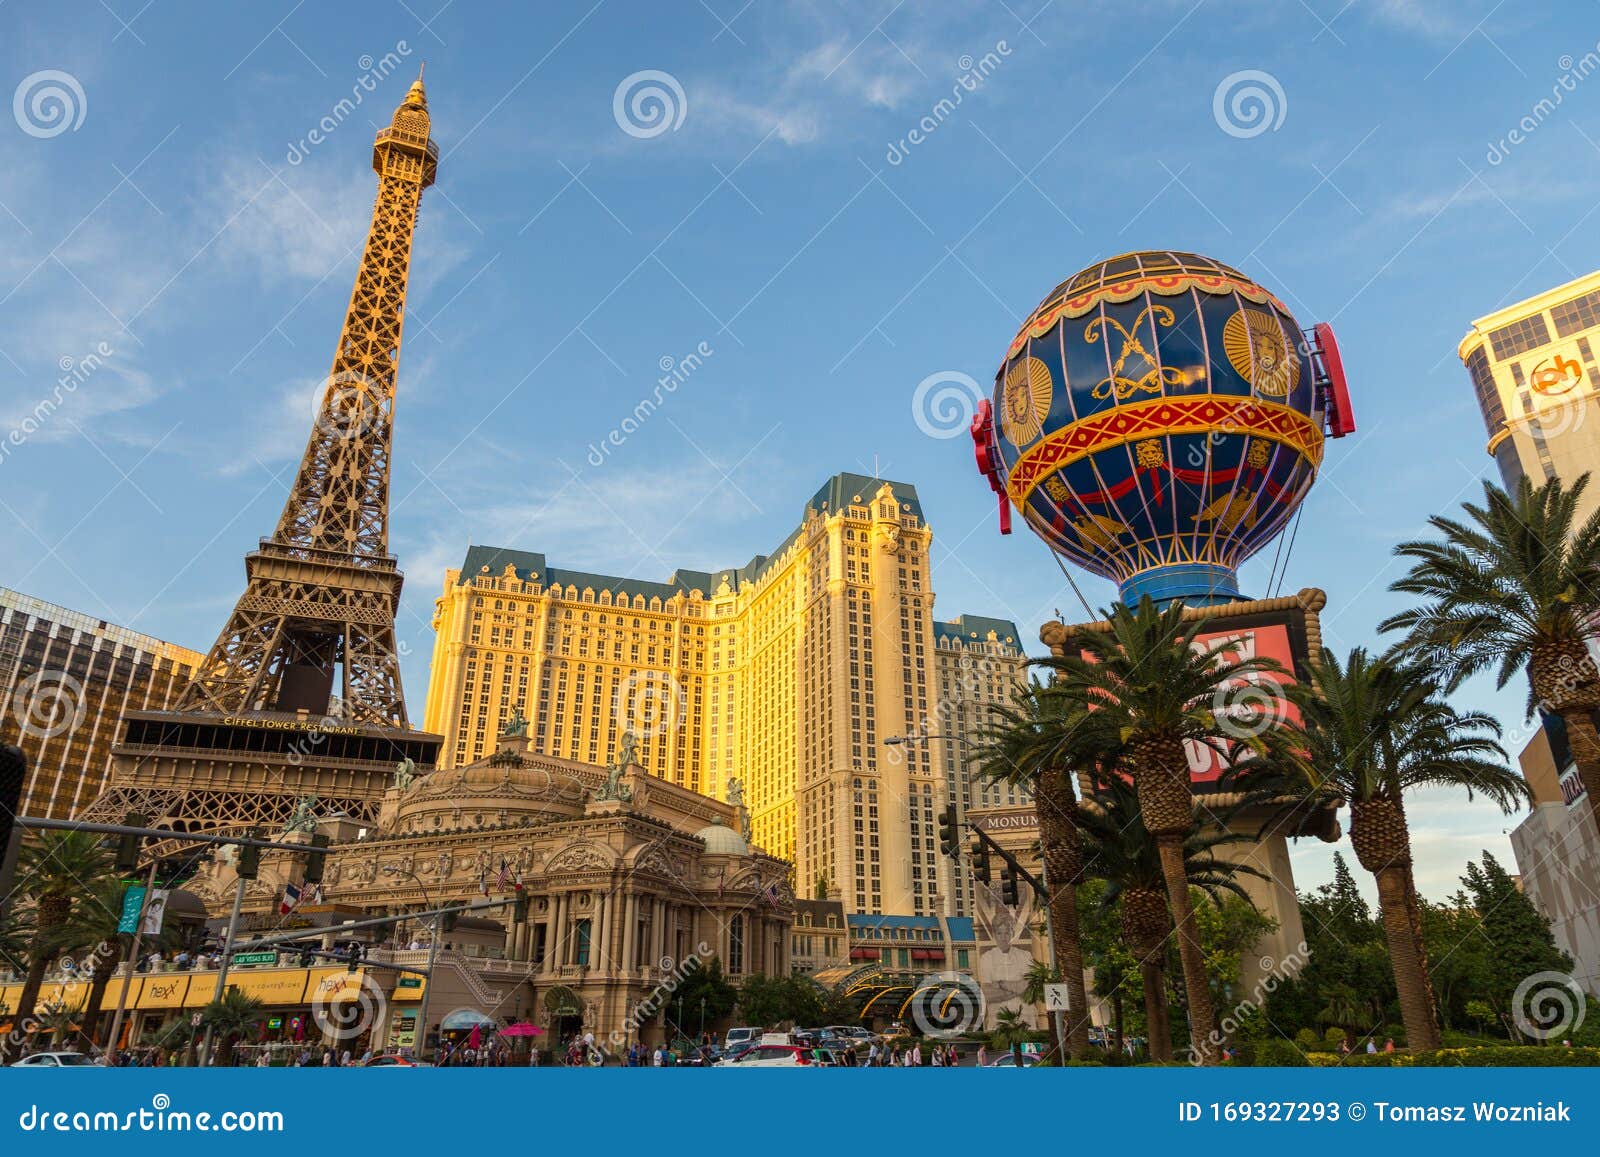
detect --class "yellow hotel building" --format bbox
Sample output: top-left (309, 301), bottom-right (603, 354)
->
top-left (1460, 269), bottom-right (1600, 524)
top-left (424, 473), bottom-right (1027, 917)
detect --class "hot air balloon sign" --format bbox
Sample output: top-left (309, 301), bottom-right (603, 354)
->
top-left (972, 251), bottom-right (1353, 605)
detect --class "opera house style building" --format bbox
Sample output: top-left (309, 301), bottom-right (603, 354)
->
top-left (176, 723), bottom-right (793, 1054)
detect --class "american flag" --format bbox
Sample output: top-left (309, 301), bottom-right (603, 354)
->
top-left (279, 882), bottom-right (302, 915)
top-left (497, 858), bottom-right (512, 889)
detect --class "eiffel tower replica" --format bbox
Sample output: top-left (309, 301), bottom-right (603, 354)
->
top-left (82, 73), bottom-right (443, 844)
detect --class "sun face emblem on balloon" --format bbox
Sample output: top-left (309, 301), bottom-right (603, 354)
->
top-left (1001, 356), bottom-right (1053, 445)
top-left (1223, 307), bottom-right (1299, 397)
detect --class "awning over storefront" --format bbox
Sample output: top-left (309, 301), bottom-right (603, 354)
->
top-left (392, 975), bottom-right (426, 1002)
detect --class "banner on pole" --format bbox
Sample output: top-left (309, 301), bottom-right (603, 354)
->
top-left (117, 884), bottom-right (146, 934)
top-left (142, 888), bottom-right (169, 935)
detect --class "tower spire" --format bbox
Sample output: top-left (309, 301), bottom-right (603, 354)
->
top-left (177, 78), bottom-right (441, 726)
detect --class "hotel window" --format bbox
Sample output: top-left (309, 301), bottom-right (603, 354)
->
top-left (1488, 314), bottom-right (1551, 361)
top-left (1464, 346), bottom-right (1505, 434)
top-left (1552, 288), bottom-right (1600, 337)
top-left (729, 915), bottom-right (745, 973)
top-left (574, 918), bottom-right (592, 966)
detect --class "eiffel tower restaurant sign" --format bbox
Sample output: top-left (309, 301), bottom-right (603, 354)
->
top-left (83, 75), bottom-right (443, 845)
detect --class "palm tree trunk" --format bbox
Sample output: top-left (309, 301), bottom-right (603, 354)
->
top-left (1037, 764), bottom-right (1090, 1057)
top-left (13, 950), bottom-right (48, 1027)
top-left (83, 962), bottom-right (115, 1045)
top-left (1399, 863), bottom-right (1440, 1030)
top-left (1140, 962), bottom-right (1172, 1061)
top-left (1557, 705), bottom-right (1600, 843)
top-left (1373, 866), bottom-right (1441, 1051)
top-left (1156, 834), bottom-right (1217, 1064)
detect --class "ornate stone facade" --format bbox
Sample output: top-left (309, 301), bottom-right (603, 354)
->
top-left (199, 728), bottom-right (794, 1048)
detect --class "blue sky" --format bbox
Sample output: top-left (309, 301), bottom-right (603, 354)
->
top-left (2, 0), bottom-right (1597, 903)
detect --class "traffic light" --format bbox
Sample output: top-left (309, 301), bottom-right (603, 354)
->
top-left (0, 745), bottom-right (23, 913)
top-left (441, 908), bottom-right (458, 934)
top-left (999, 863), bottom-right (1019, 907)
top-left (302, 833), bottom-right (329, 884)
top-left (513, 893), bottom-right (529, 924)
top-left (346, 943), bottom-right (363, 973)
top-left (236, 828), bottom-right (262, 880)
top-left (970, 836), bottom-right (991, 885)
top-left (937, 802), bottom-right (960, 858)
top-left (116, 812), bottom-right (148, 874)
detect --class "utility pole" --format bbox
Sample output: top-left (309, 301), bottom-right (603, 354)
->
top-left (200, 875), bottom-right (247, 1066)
top-left (102, 858), bottom-right (159, 1066)
top-left (416, 916), bottom-right (440, 1062)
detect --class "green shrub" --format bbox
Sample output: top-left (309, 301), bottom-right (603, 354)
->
top-left (1323, 1027), bottom-right (1347, 1050)
top-left (1320, 1046), bottom-right (1600, 1068)
top-left (1294, 1028), bottom-right (1321, 1051)
top-left (1247, 1039), bottom-right (1310, 1067)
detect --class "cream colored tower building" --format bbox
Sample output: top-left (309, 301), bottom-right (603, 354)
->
top-left (423, 473), bottom-right (1027, 917)
top-left (1460, 269), bottom-right (1600, 523)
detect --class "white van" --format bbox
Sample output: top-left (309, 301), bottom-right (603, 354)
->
top-left (723, 1027), bottom-right (762, 1054)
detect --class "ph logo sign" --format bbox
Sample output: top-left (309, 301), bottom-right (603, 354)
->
top-left (1531, 353), bottom-right (1584, 397)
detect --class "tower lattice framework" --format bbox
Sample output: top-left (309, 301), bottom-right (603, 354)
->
top-left (179, 76), bottom-right (438, 727)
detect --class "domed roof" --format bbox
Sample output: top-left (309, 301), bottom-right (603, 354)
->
top-left (695, 816), bottom-right (748, 856)
top-left (393, 757), bottom-right (589, 830)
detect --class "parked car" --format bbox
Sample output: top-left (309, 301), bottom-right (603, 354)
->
top-left (723, 1026), bottom-right (762, 1053)
top-left (364, 1054), bottom-right (430, 1067)
top-left (825, 1025), bottom-right (876, 1045)
top-left (11, 1052), bottom-right (98, 1068)
top-left (984, 1052), bottom-right (1039, 1067)
top-left (720, 1044), bottom-right (825, 1068)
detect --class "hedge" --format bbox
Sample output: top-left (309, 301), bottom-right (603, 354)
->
top-left (1298, 1046), bottom-right (1600, 1068)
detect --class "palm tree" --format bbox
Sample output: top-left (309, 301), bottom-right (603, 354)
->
top-left (1041, 598), bottom-right (1293, 1065)
top-left (1076, 774), bottom-right (1266, 1061)
top-left (201, 988), bottom-right (264, 1067)
top-left (55, 877), bottom-right (155, 1047)
top-left (6, 830), bottom-right (115, 1052)
top-left (1264, 648), bottom-right (1528, 1051)
top-left (991, 1006), bottom-right (1031, 1068)
top-left (972, 677), bottom-right (1089, 1057)
top-left (1382, 474), bottom-right (1600, 842)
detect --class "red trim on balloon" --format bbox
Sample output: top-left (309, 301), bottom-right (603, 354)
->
top-left (970, 399), bottom-right (1011, 535)
top-left (1310, 322), bottom-right (1355, 438)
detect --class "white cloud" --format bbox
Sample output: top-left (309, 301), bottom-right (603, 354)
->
top-left (200, 153), bottom-right (370, 283)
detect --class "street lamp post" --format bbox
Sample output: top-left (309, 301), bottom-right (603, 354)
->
top-left (383, 866), bottom-right (436, 1062)
top-left (886, 731), bottom-right (1068, 1053)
